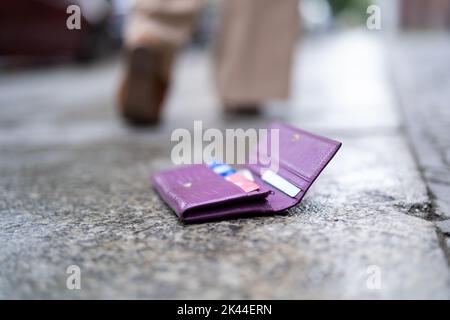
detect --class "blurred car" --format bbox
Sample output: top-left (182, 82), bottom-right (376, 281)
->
top-left (0, 0), bottom-right (123, 62)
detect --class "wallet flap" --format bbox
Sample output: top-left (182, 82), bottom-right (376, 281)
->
top-left (249, 121), bottom-right (341, 183)
top-left (245, 121), bottom-right (342, 212)
top-left (151, 164), bottom-right (271, 220)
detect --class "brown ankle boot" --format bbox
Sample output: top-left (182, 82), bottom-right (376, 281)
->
top-left (117, 45), bottom-right (172, 126)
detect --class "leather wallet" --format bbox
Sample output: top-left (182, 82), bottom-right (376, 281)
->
top-left (151, 121), bottom-right (342, 222)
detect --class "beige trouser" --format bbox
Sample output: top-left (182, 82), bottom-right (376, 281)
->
top-left (126, 0), bottom-right (299, 105)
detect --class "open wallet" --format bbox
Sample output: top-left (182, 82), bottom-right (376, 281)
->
top-left (151, 121), bottom-right (342, 223)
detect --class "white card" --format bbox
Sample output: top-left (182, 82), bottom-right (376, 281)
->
top-left (261, 170), bottom-right (301, 198)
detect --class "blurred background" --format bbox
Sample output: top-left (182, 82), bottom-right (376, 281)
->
top-left (1, 0), bottom-right (449, 64)
top-left (1, 0), bottom-right (450, 299)
top-left (1, 0), bottom-right (449, 152)
top-left (1, 0), bottom-right (449, 127)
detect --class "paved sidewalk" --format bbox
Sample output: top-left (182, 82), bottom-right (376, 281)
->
top-left (390, 32), bottom-right (450, 266)
top-left (390, 33), bottom-right (450, 219)
top-left (1, 31), bottom-right (449, 299)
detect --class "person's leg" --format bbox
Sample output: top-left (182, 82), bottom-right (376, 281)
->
top-left (118, 0), bottom-right (205, 125)
top-left (215, 0), bottom-right (299, 111)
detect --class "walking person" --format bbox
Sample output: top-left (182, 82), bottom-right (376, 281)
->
top-left (117, 0), bottom-right (300, 125)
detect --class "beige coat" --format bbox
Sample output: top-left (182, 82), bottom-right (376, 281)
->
top-left (126, 0), bottom-right (300, 105)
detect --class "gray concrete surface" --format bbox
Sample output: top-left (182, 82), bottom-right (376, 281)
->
top-left (389, 33), bottom-right (450, 262)
top-left (390, 33), bottom-right (450, 220)
top-left (1, 31), bottom-right (450, 299)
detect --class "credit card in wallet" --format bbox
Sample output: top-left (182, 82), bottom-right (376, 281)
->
top-left (207, 161), bottom-right (259, 192)
top-left (261, 170), bottom-right (301, 197)
top-left (225, 173), bottom-right (260, 193)
top-left (237, 169), bottom-right (254, 181)
top-left (209, 162), bottom-right (236, 176)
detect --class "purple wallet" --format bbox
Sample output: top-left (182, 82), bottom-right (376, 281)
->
top-left (151, 121), bottom-right (341, 223)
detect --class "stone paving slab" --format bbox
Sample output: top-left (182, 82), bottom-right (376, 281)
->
top-left (389, 33), bottom-right (450, 220)
top-left (1, 31), bottom-right (449, 299)
top-left (389, 32), bottom-right (450, 272)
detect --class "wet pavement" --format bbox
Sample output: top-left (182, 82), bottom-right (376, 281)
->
top-left (1, 31), bottom-right (450, 299)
